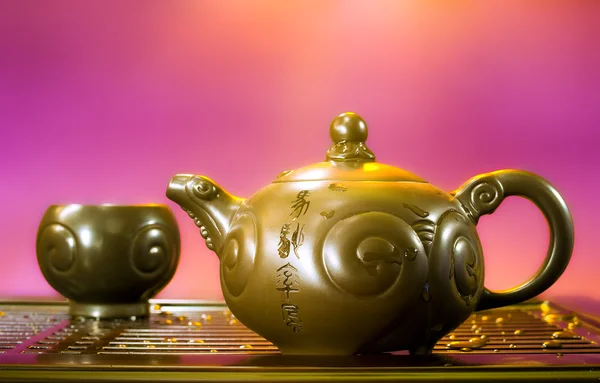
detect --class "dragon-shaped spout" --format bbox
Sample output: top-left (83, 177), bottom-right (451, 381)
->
top-left (166, 174), bottom-right (243, 256)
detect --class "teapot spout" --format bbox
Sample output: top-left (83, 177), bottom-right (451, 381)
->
top-left (166, 174), bottom-right (243, 255)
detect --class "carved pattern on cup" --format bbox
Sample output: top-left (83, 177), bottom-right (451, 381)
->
top-left (130, 224), bottom-right (175, 277)
top-left (37, 223), bottom-right (78, 274)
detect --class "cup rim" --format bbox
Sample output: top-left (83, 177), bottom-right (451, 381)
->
top-left (47, 203), bottom-right (171, 209)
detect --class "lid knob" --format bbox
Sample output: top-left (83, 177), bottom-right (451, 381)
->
top-left (326, 112), bottom-right (376, 162)
top-left (330, 112), bottom-right (368, 144)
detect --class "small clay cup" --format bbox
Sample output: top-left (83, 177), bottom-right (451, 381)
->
top-left (36, 204), bottom-right (180, 318)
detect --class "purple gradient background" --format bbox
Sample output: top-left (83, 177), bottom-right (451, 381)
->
top-left (0, 1), bottom-right (598, 301)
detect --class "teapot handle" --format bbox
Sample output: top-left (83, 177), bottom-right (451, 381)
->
top-left (452, 169), bottom-right (574, 311)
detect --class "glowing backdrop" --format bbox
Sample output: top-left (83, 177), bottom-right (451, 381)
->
top-left (0, 1), bottom-right (598, 301)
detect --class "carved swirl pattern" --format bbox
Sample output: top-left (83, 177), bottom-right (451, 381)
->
top-left (452, 236), bottom-right (478, 303)
top-left (411, 219), bottom-right (435, 256)
top-left (429, 211), bottom-right (484, 307)
top-left (221, 212), bottom-right (257, 297)
top-left (326, 141), bottom-right (375, 162)
top-left (470, 181), bottom-right (501, 214)
top-left (182, 177), bottom-right (222, 251)
top-left (37, 224), bottom-right (77, 273)
top-left (130, 225), bottom-right (175, 277)
top-left (458, 177), bottom-right (504, 222)
top-left (322, 212), bottom-right (427, 296)
top-left (181, 207), bottom-right (216, 251)
top-left (191, 177), bottom-right (219, 201)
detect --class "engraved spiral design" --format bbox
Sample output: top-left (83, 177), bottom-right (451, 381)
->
top-left (191, 177), bottom-right (219, 200)
top-left (38, 223), bottom-right (78, 274)
top-left (130, 225), bottom-right (174, 277)
top-left (221, 212), bottom-right (257, 297)
top-left (322, 212), bottom-right (427, 296)
top-left (452, 236), bottom-right (478, 302)
top-left (430, 211), bottom-right (484, 307)
top-left (468, 180), bottom-right (503, 217)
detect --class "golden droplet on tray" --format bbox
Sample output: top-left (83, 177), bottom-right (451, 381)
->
top-left (552, 331), bottom-right (579, 339)
top-left (543, 340), bottom-right (562, 349)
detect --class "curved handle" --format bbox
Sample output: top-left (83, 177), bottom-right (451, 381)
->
top-left (452, 169), bottom-right (574, 311)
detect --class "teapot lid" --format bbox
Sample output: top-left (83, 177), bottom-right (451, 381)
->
top-left (274, 112), bottom-right (427, 183)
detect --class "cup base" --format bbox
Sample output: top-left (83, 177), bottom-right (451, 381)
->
top-left (69, 301), bottom-right (149, 318)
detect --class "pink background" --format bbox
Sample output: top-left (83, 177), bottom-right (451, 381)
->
top-left (1, 1), bottom-right (598, 302)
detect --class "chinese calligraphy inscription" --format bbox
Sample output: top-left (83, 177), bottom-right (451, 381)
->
top-left (291, 223), bottom-right (304, 258)
top-left (281, 303), bottom-right (303, 332)
top-left (278, 224), bottom-right (291, 258)
top-left (276, 263), bottom-right (300, 299)
top-left (274, 190), bottom-right (312, 332)
top-left (290, 190), bottom-right (311, 219)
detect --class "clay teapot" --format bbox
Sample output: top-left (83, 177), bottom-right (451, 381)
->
top-left (166, 112), bottom-right (574, 355)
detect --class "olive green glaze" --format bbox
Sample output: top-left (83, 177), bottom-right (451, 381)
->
top-left (36, 204), bottom-right (180, 318)
top-left (166, 112), bottom-right (574, 356)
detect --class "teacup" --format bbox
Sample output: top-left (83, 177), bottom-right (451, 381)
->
top-left (36, 204), bottom-right (180, 318)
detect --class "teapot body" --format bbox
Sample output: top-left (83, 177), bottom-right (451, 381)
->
top-left (167, 112), bottom-right (573, 355)
top-left (219, 180), bottom-right (484, 355)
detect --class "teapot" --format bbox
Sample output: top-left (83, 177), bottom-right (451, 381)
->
top-left (166, 112), bottom-right (574, 355)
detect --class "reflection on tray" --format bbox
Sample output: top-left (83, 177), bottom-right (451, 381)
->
top-left (0, 300), bottom-right (598, 382)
